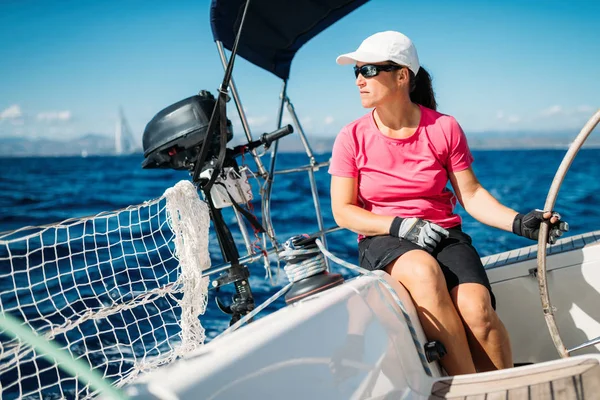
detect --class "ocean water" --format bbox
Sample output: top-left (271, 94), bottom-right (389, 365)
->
top-left (0, 148), bottom-right (599, 396)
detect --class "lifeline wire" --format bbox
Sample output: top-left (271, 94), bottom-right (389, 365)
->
top-left (215, 235), bottom-right (327, 339)
top-left (314, 239), bottom-right (432, 376)
top-left (213, 236), bottom-right (432, 377)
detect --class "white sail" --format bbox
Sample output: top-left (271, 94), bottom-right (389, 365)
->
top-left (114, 106), bottom-right (136, 155)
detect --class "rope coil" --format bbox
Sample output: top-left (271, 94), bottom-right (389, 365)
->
top-left (281, 235), bottom-right (327, 283)
top-left (216, 235), bottom-right (327, 339)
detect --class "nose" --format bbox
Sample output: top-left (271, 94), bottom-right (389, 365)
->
top-left (355, 73), bottom-right (365, 87)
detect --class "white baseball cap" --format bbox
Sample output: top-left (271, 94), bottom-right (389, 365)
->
top-left (336, 31), bottom-right (420, 75)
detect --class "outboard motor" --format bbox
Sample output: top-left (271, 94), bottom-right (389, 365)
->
top-left (140, 89), bottom-right (295, 326)
top-left (141, 90), bottom-right (232, 170)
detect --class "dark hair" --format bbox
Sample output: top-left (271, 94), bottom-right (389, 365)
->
top-left (408, 67), bottom-right (437, 111)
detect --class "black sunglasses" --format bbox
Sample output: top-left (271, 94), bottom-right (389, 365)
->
top-left (353, 64), bottom-right (403, 78)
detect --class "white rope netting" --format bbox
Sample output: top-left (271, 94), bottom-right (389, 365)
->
top-left (0, 180), bottom-right (211, 400)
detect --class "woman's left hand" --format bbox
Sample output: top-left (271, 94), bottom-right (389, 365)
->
top-left (512, 210), bottom-right (569, 244)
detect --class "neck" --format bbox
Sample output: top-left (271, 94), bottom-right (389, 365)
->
top-left (374, 98), bottom-right (420, 132)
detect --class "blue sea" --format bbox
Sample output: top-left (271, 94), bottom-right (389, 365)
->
top-left (0, 149), bottom-right (599, 397)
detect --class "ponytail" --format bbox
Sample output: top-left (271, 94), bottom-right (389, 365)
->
top-left (408, 67), bottom-right (437, 111)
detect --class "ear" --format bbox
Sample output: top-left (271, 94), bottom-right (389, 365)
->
top-left (400, 67), bottom-right (410, 82)
top-left (397, 67), bottom-right (409, 86)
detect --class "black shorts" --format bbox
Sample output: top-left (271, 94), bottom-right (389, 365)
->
top-left (358, 225), bottom-right (496, 309)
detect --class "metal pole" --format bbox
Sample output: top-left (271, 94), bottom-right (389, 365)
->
top-left (260, 80), bottom-right (289, 253)
top-left (285, 96), bottom-right (329, 268)
top-left (273, 161), bottom-right (330, 174)
top-left (286, 99), bottom-right (316, 159)
top-left (192, 0), bottom-right (252, 184)
top-left (205, 225), bottom-right (342, 278)
top-left (232, 206), bottom-right (254, 255)
top-left (537, 108), bottom-right (600, 358)
top-left (215, 41), bottom-right (267, 178)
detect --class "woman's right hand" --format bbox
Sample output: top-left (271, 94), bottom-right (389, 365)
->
top-left (390, 217), bottom-right (449, 252)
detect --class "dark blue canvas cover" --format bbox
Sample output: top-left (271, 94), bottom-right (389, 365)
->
top-left (210, 0), bottom-right (369, 80)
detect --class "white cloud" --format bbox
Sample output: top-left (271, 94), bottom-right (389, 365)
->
top-left (246, 116), bottom-right (269, 127)
top-left (36, 110), bottom-right (72, 122)
top-left (495, 110), bottom-right (520, 124)
top-left (302, 116), bottom-right (313, 125)
top-left (282, 114), bottom-right (293, 125)
top-left (324, 116), bottom-right (335, 125)
top-left (540, 105), bottom-right (563, 117)
top-left (469, 105), bottom-right (594, 132)
top-left (576, 105), bottom-right (594, 114)
top-left (0, 105), bottom-right (22, 120)
top-left (288, 115), bottom-right (316, 132)
top-left (230, 115), bottom-right (272, 137)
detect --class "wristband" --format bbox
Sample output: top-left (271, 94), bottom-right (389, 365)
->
top-left (389, 216), bottom-right (404, 237)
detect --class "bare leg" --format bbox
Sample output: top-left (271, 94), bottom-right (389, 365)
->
top-left (385, 250), bottom-right (476, 375)
top-left (451, 283), bottom-right (513, 371)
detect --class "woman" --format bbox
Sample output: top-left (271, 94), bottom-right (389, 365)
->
top-left (328, 31), bottom-right (568, 376)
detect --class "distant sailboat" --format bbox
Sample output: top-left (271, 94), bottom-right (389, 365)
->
top-left (114, 107), bottom-right (136, 155)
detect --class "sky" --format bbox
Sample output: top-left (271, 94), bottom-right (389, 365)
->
top-left (0, 0), bottom-right (599, 144)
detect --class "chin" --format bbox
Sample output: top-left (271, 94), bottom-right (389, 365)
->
top-left (360, 99), bottom-right (374, 108)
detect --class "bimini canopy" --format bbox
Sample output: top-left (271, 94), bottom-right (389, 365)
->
top-left (210, 0), bottom-right (369, 80)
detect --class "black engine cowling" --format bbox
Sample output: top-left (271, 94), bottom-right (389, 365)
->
top-left (141, 90), bottom-right (232, 170)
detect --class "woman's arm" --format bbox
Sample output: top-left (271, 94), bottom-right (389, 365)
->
top-left (449, 166), bottom-right (568, 243)
top-left (330, 175), bottom-right (394, 236)
top-left (448, 167), bottom-right (519, 232)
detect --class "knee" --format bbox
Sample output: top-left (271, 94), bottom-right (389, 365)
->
top-left (387, 252), bottom-right (446, 294)
top-left (455, 290), bottom-right (495, 336)
top-left (411, 260), bottom-right (445, 289)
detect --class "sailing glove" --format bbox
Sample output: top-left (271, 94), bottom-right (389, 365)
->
top-left (512, 209), bottom-right (569, 244)
top-left (390, 217), bottom-right (450, 253)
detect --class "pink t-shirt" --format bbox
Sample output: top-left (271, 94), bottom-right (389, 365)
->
top-left (328, 105), bottom-right (473, 230)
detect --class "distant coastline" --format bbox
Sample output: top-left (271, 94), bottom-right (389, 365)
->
top-left (1, 130), bottom-right (599, 157)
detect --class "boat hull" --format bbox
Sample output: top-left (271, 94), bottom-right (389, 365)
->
top-left (124, 232), bottom-right (600, 399)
